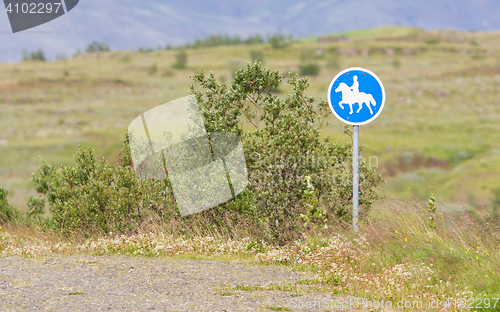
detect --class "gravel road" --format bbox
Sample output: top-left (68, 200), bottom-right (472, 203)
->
top-left (0, 255), bottom-right (342, 311)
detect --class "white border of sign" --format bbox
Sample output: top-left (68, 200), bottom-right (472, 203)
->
top-left (327, 67), bottom-right (386, 126)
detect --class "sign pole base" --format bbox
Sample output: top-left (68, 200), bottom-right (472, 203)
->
top-left (353, 125), bottom-right (359, 233)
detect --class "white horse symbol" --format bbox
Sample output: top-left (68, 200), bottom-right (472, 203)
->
top-left (335, 78), bottom-right (377, 115)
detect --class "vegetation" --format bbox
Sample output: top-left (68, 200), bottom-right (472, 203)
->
top-left (0, 186), bottom-right (18, 223)
top-left (30, 141), bottom-right (175, 236)
top-left (178, 33), bottom-right (265, 49)
top-left (21, 49), bottom-right (46, 61)
top-left (85, 41), bottom-right (111, 53)
top-left (163, 32), bottom-right (294, 51)
top-left (299, 62), bottom-right (320, 76)
top-left (172, 50), bottom-right (188, 69)
top-left (268, 30), bottom-right (293, 49)
top-left (138, 47), bottom-right (155, 53)
top-left (191, 62), bottom-right (381, 241)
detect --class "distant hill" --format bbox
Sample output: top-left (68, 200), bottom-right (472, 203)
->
top-left (1, 0), bottom-right (500, 62)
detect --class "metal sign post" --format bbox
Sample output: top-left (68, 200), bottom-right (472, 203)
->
top-left (353, 125), bottom-right (359, 232)
top-left (327, 67), bottom-right (385, 233)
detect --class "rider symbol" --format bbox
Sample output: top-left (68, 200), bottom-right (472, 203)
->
top-left (335, 75), bottom-right (377, 115)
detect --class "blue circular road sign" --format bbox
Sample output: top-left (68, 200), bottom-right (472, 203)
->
top-left (327, 67), bottom-right (385, 126)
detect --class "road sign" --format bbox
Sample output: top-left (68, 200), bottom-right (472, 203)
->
top-left (327, 67), bottom-right (385, 126)
top-left (327, 67), bottom-right (385, 232)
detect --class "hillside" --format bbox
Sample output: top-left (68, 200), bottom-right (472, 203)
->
top-left (2, 0), bottom-right (500, 62)
top-left (1, 26), bottom-right (500, 214)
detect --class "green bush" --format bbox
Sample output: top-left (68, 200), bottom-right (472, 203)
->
top-left (172, 50), bottom-right (188, 69)
top-left (0, 186), bottom-right (18, 223)
top-left (490, 187), bottom-right (500, 219)
top-left (191, 62), bottom-right (382, 241)
top-left (22, 49), bottom-right (46, 61)
top-left (299, 63), bottom-right (320, 76)
top-left (86, 41), bottom-right (110, 53)
top-left (26, 195), bottom-right (46, 219)
top-left (424, 36), bottom-right (440, 44)
top-left (268, 30), bottom-right (292, 49)
top-left (31, 138), bottom-right (177, 237)
top-left (138, 47), bottom-right (154, 53)
top-left (182, 33), bottom-right (264, 49)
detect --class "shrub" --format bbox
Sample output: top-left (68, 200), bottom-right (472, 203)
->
top-left (490, 187), bottom-right (500, 219)
top-left (0, 186), bottom-right (18, 223)
top-left (26, 196), bottom-right (45, 219)
top-left (424, 36), bottom-right (440, 44)
top-left (299, 63), bottom-right (320, 76)
top-left (191, 62), bottom-right (382, 242)
top-left (172, 50), bottom-right (188, 69)
top-left (86, 41), bottom-right (110, 53)
top-left (22, 49), bottom-right (46, 61)
top-left (31, 138), bottom-right (177, 237)
top-left (138, 47), bottom-right (154, 53)
top-left (227, 60), bottom-right (245, 79)
top-left (268, 30), bottom-right (292, 49)
top-left (179, 33), bottom-right (265, 49)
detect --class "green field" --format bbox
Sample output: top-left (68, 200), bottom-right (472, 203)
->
top-left (2, 26), bottom-right (500, 212)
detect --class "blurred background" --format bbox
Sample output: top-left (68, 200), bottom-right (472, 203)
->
top-left (1, 0), bottom-right (500, 216)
